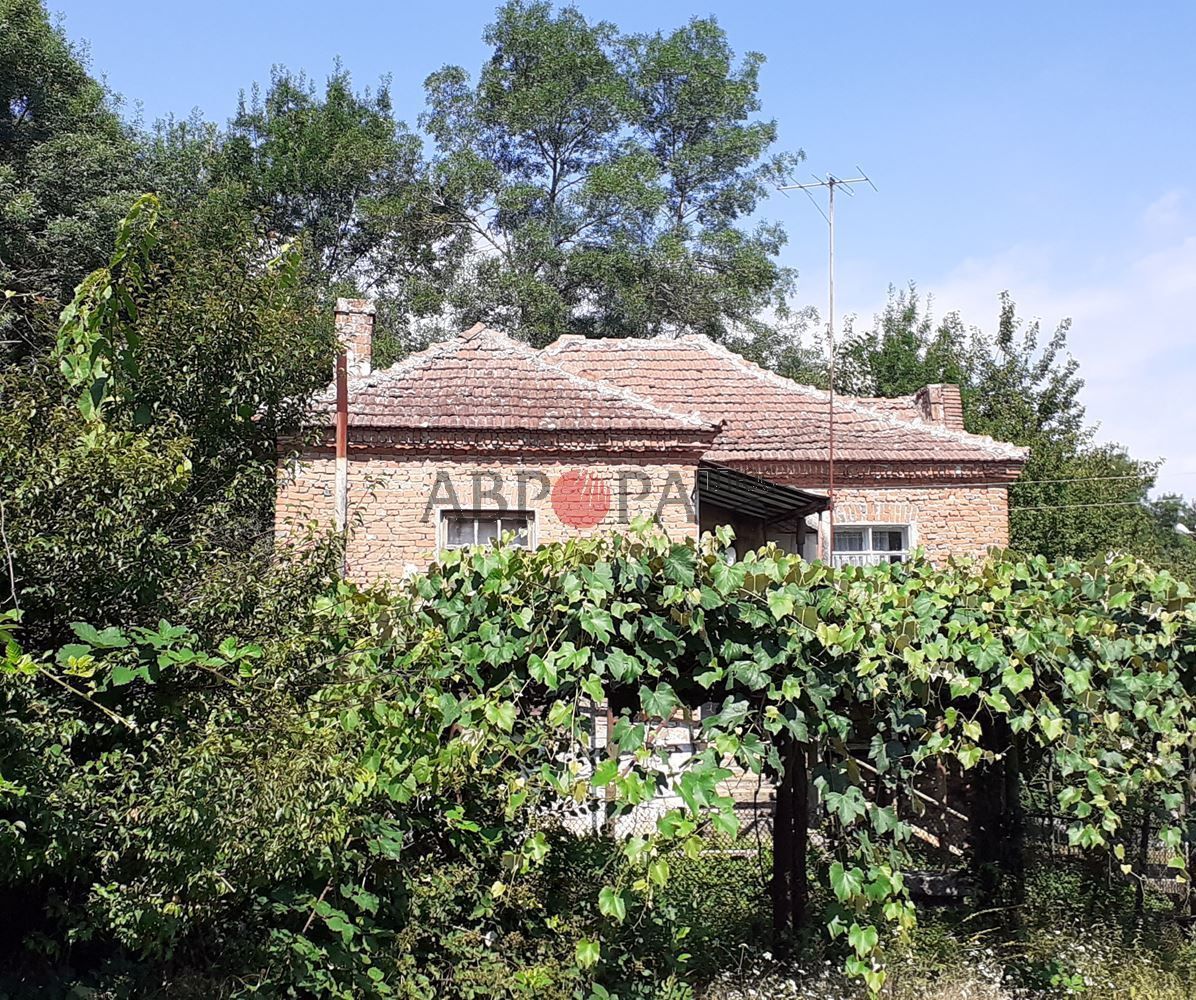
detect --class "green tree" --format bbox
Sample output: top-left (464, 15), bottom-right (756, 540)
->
top-left (0, 0), bottom-right (142, 357)
top-left (421, 1), bottom-right (802, 345)
top-left (217, 67), bottom-right (448, 306)
top-left (818, 287), bottom-right (1181, 568)
top-left (0, 195), bottom-right (333, 647)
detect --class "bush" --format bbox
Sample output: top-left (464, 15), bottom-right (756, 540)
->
top-left (3, 531), bottom-right (1196, 996)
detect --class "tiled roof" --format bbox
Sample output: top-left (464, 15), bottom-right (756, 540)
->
top-left (542, 334), bottom-right (1029, 465)
top-left (309, 324), bottom-right (718, 437)
top-left (852, 395), bottom-right (924, 422)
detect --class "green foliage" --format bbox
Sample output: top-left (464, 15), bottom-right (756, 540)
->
top-left (0, 194), bottom-right (333, 647)
top-left (5, 530), bottom-right (1195, 995)
top-left (217, 65), bottom-right (448, 308)
top-left (0, 0), bottom-right (143, 357)
top-left (422, 1), bottom-right (802, 344)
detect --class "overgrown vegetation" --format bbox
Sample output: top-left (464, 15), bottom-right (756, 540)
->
top-left (4, 529), bottom-right (1196, 996)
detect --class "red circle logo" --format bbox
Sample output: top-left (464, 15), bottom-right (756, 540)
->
top-left (551, 470), bottom-right (612, 530)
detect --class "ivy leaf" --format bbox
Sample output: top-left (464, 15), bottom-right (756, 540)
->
top-left (580, 607), bottom-right (614, 643)
top-left (580, 675), bottom-right (606, 702)
top-left (1039, 715), bottom-right (1065, 742)
top-left (528, 654), bottom-right (558, 690)
top-left (604, 648), bottom-right (641, 682)
top-left (847, 922), bottom-right (879, 957)
top-left (485, 701), bottom-right (516, 732)
top-left (598, 885), bottom-right (626, 922)
top-left (662, 546), bottom-right (696, 587)
top-left (957, 745), bottom-right (983, 770)
top-left (766, 590), bottom-right (795, 620)
top-left (575, 937), bottom-right (601, 968)
top-left (592, 758), bottom-right (619, 787)
top-left (829, 862), bottom-right (863, 902)
top-left (640, 682), bottom-right (679, 720)
top-left (731, 659), bottom-right (769, 691)
top-left (1001, 665), bottom-right (1035, 694)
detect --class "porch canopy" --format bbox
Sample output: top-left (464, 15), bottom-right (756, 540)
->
top-left (696, 462), bottom-right (827, 522)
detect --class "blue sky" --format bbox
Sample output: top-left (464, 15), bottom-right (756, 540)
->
top-left (53, 1), bottom-right (1196, 495)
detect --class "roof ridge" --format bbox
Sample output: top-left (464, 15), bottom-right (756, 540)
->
top-left (529, 351), bottom-right (717, 431)
top-left (350, 325), bottom-right (513, 389)
top-left (462, 328), bottom-right (712, 429)
top-left (676, 334), bottom-right (1027, 460)
top-left (542, 332), bottom-right (685, 354)
top-left (319, 326), bottom-right (716, 434)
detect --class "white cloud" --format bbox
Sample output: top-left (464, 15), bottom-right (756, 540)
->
top-left (852, 199), bottom-right (1196, 497)
top-left (1142, 189), bottom-right (1188, 233)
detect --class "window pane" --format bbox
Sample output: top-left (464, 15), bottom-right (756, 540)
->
top-left (834, 529), bottom-right (865, 552)
top-left (503, 517), bottom-right (530, 548)
top-left (876, 530), bottom-right (906, 551)
top-left (445, 515), bottom-right (474, 547)
top-left (476, 518), bottom-right (499, 544)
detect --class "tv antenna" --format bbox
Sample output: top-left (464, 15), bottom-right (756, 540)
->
top-left (778, 169), bottom-right (876, 560)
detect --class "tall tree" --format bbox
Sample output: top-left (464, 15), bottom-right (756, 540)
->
top-left (0, 195), bottom-right (333, 647)
top-left (421, 1), bottom-right (802, 345)
top-left (765, 286), bottom-right (1187, 572)
top-left (0, 0), bottom-right (142, 357)
top-left (216, 67), bottom-right (449, 305)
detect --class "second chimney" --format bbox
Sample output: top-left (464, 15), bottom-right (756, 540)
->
top-left (335, 298), bottom-right (375, 377)
top-left (914, 383), bottom-right (965, 430)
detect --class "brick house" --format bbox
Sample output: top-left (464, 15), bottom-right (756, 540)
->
top-left (275, 299), bottom-right (1028, 579)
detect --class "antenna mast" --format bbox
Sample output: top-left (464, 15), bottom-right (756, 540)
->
top-left (778, 169), bottom-right (876, 562)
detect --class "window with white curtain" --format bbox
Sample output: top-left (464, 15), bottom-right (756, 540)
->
top-left (832, 525), bottom-right (909, 566)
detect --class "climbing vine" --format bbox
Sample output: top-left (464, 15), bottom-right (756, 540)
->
top-left (4, 527), bottom-right (1195, 995)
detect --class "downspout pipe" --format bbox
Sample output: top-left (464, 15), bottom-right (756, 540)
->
top-left (332, 298), bottom-right (375, 579)
top-left (334, 346), bottom-right (349, 574)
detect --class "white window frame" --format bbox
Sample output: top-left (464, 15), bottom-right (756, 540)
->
top-left (831, 524), bottom-right (910, 567)
top-left (439, 509), bottom-right (536, 550)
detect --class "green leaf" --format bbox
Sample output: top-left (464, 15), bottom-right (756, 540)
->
top-left (110, 663), bottom-right (142, 687)
top-left (1038, 715), bottom-right (1065, 742)
top-left (581, 675), bottom-right (606, 701)
top-left (766, 590), bottom-right (795, 620)
top-left (575, 937), bottom-right (601, 968)
top-left (70, 622), bottom-right (128, 649)
top-left (1001, 664), bottom-right (1035, 694)
top-left (847, 922), bottom-right (879, 957)
top-left (579, 607), bottom-right (614, 643)
top-left (528, 653), bottom-right (558, 689)
top-left (829, 862), bottom-right (863, 902)
top-left (640, 682), bottom-right (678, 719)
top-left (485, 701), bottom-right (516, 732)
top-left (592, 758), bottom-right (619, 787)
top-left (598, 885), bottom-right (626, 922)
top-left (662, 546), bottom-right (696, 587)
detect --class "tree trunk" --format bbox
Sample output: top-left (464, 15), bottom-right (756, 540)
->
top-left (1135, 800), bottom-right (1151, 916)
top-left (971, 713), bottom-right (1025, 901)
top-left (771, 737), bottom-right (809, 946)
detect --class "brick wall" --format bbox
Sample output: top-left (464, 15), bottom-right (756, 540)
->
top-left (823, 484), bottom-right (1009, 562)
top-left (276, 451), bottom-right (700, 583)
top-left (277, 451), bottom-right (1011, 579)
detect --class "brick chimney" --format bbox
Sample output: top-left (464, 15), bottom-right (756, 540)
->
top-left (334, 298), bottom-right (375, 377)
top-left (914, 383), bottom-right (965, 430)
